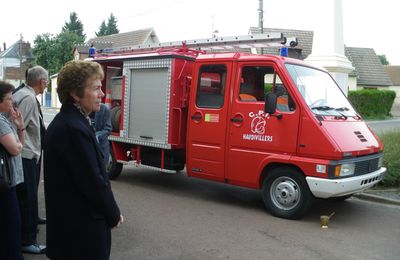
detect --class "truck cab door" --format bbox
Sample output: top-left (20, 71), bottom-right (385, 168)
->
top-left (227, 63), bottom-right (300, 187)
top-left (187, 63), bottom-right (232, 182)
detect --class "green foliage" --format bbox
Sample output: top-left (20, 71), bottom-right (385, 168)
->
top-left (264, 83), bottom-right (272, 93)
top-left (96, 21), bottom-right (107, 37)
top-left (378, 54), bottom-right (389, 65)
top-left (378, 130), bottom-right (400, 187)
top-left (55, 31), bottom-right (85, 69)
top-left (348, 89), bottom-right (396, 118)
top-left (33, 12), bottom-right (85, 75)
top-left (106, 13), bottom-right (119, 35)
top-left (96, 13), bottom-right (119, 36)
top-left (32, 31), bottom-right (84, 75)
top-left (32, 33), bottom-right (56, 74)
top-left (62, 12), bottom-right (86, 40)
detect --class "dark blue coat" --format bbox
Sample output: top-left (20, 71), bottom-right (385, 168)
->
top-left (92, 103), bottom-right (111, 165)
top-left (44, 103), bottom-right (120, 260)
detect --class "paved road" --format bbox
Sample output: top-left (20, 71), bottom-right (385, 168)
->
top-left (28, 166), bottom-right (400, 260)
top-left (42, 107), bottom-right (59, 127)
top-left (33, 109), bottom-right (400, 259)
top-left (366, 118), bottom-right (400, 134)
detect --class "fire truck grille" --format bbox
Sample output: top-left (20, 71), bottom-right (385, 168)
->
top-left (354, 158), bottom-right (380, 176)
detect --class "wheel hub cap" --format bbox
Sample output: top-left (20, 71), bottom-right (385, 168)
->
top-left (271, 177), bottom-right (300, 210)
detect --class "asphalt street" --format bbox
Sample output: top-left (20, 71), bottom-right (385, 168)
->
top-left (23, 109), bottom-right (400, 260)
top-left (366, 118), bottom-right (400, 134)
top-left (28, 166), bottom-right (400, 260)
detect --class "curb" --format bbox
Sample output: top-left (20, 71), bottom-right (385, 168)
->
top-left (353, 193), bottom-right (400, 206)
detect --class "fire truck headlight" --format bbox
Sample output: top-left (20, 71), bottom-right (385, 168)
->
top-left (334, 163), bottom-right (355, 177)
top-left (378, 157), bottom-right (384, 168)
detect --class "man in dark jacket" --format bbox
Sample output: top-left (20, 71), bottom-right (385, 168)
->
top-left (90, 103), bottom-right (112, 167)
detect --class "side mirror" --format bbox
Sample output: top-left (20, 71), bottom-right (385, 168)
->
top-left (265, 93), bottom-right (277, 114)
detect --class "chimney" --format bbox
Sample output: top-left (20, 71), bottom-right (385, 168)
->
top-left (3, 42), bottom-right (6, 51)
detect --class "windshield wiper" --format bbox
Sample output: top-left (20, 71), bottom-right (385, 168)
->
top-left (334, 107), bottom-right (349, 120)
top-left (335, 107), bottom-right (362, 119)
top-left (335, 107), bottom-right (350, 111)
top-left (311, 106), bottom-right (335, 111)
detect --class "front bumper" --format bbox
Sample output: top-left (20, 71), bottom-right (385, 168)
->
top-left (306, 167), bottom-right (386, 199)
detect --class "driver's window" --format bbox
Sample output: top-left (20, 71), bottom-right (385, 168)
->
top-left (265, 72), bottom-right (295, 112)
top-left (239, 67), bottom-right (265, 102)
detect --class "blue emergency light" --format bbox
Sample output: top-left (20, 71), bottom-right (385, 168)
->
top-left (280, 47), bottom-right (288, 57)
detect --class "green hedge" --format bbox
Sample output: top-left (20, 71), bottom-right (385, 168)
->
top-left (348, 89), bottom-right (396, 118)
top-left (378, 130), bottom-right (400, 187)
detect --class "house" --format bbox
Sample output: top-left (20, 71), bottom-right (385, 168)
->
top-left (385, 66), bottom-right (400, 117)
top-left (72, 28), bottom-right (160, 60)
top-left (345, 47), bottom-right (393, 89)
top-left (249, 27), bottom-right (393, 91)
top-left (385, 66), bottom-right (400, 87)
top-left (0, 40), bottom-right (33, 87)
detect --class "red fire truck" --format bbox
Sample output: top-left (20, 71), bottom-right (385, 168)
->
top-left (91, 34), bottom-right (386, 219)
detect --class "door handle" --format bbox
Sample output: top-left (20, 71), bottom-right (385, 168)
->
top-left (230, 117), bottom-right (243, 123)
top-left (191, 114), bottom-right (202, 120)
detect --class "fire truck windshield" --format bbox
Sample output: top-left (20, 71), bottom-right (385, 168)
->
top-left (285, 63), bottom-right (358, 117)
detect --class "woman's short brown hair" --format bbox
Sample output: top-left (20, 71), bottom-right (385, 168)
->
top-left (57, 61), bottom-right (104, 104)
top-left (0, 80), bottom-right (15, 102)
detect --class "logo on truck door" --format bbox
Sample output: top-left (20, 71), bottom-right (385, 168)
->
top-left (243, 111), bottom-right (273, 142)
top-left (251, 116), bottom-right (266, 134)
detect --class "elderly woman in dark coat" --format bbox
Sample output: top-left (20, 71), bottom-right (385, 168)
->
top-left (44, 61), bottom-right (123, 260)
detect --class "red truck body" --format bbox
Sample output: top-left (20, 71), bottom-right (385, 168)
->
top-left (92, 44), bottom-right (386, 219)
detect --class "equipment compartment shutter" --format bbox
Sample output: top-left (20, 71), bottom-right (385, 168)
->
top-left (128, 68), bottom-right (170, 146)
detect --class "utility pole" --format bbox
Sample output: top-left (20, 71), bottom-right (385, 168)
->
top-left (258, 0), bottom-right (264, 54)
top-left (258, 0), bottom-right (264, 34)
top-left (211, 14), bottom-right (219, 38)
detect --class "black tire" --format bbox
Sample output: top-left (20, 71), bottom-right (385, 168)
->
top-left (110, 106), bottom-right (121, 132)
top-left (106, 143), bottom-right (123, 180)
top-left (262, 167), bottom-right (313, 219)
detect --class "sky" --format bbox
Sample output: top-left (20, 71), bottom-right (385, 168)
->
top-left (1, 0), bottom-right (399, 64)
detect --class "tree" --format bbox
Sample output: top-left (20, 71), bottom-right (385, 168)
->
top-left (378, 55), bottom-right (389, 65)
top-left (54, 31), bottom-right (85, 70)
top-left (32, 33), bottom-right (57, 74)
top-left (106, 13), bottom-right (119, 35)
top-left (62, 12), bottom-right (86, 40)
top-left (32, 12), bottom-right (86, 74)
top-left (96, 21), bottom-right (107, 37)
top-left (32, 31), bottom-right (84, 75)
top-left (95, 14), bottom-right (119, 37)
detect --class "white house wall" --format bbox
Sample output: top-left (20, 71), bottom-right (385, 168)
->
top-left (388, 86), bottom-right (400, 117)
top-left (51, 76), bottom-right (61, 108)
top-left (348, 76), bottom-right (357, 91)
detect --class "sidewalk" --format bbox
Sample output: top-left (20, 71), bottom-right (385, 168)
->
top-left (354, 189), bottom-right (400, 206)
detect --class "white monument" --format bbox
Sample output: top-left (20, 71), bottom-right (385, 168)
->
top-left (305, 0), bottom-right (354, 96)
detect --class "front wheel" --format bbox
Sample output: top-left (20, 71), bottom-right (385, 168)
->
top-left (262, 167), bottom-right (313, 219)
top-left (106, 143), bottom-right (123, 180)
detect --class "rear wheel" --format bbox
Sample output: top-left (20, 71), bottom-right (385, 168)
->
top-left (106, 143), bottom-right (123, 180)
top-left (262, 167), bottom-right (313, 219)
